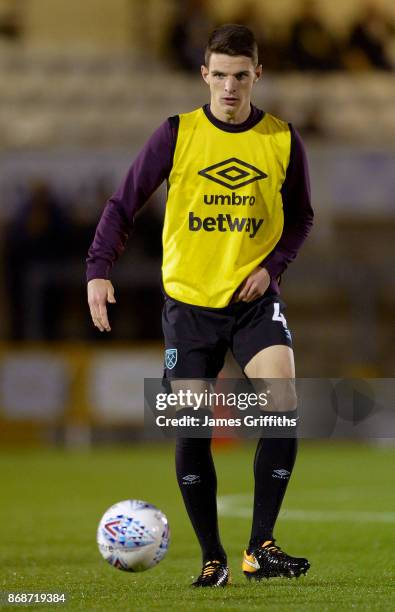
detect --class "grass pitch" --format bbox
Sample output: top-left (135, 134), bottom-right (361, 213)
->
top-left (0, 441), bottom-right (394, 611)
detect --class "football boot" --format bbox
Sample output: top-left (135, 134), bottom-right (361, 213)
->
top-left (192, 560), bottom-right (231, 587)
top-left (242, 540), bottom-right (310, 580)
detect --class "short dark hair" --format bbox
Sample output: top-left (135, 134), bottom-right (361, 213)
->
top-left (205, 24), bottom-right (258, 67)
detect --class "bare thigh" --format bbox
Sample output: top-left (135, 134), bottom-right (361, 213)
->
top-left (244, 345), bottom-right (297, 412)
top-left (170, 379), bottom-right (214, 413)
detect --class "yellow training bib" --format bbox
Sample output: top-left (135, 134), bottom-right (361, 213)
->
top-left (162, 107), bottom-right (291, 307)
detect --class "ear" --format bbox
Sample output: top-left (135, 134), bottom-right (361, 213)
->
top-left (201, 64), bottom-right (209, 84)
top-left (254, 64), bottom-right (263, 82)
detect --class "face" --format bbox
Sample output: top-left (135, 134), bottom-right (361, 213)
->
top-left (201, 53), bottom-right (262, 123)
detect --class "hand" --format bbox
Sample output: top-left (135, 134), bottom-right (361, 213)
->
top-left (234, 267), bottom-right (271, 303)
top-left (87, 279), bottom-right (116, 332)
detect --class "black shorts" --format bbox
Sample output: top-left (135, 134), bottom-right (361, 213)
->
top-left (162, 294), bottom-right (292, 379)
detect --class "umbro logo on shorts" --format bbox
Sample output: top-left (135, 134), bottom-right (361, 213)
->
top-left (198, 157), bottom-right (268, 191)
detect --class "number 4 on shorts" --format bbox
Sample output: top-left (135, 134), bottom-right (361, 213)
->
top-left (272, 303), bottom-right (287, 328)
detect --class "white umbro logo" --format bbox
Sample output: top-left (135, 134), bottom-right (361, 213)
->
top-left (272, 469), bottom-right (290, 479)
top-left (182, 474), bottom-right (200, 484)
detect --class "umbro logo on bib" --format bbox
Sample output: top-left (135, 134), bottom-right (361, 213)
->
top-left (198, 157), bottom-right (267, 191)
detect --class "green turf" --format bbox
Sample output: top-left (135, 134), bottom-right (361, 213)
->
top-left (0, 442), bottom-right (394, 611)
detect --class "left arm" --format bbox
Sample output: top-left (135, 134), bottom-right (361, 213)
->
top-left (260, 125), bottom-right (313, 281)
top-left (237, 125), bottom-right (313, 302)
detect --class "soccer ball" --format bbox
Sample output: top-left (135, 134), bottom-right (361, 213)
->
top-left (97, 499), bottom-right (170, 572)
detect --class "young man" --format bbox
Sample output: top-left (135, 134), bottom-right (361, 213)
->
top-left (87, 24), bottom-right (313, 586)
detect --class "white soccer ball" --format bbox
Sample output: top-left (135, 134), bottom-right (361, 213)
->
top-left (97, 499), bottom-right (170, 572)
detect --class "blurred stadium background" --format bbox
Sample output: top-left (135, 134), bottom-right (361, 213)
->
top-left (0, 0), bottom-right (394, 444)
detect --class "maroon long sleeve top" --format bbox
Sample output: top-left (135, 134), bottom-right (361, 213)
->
top-left (87, 105), bottom-right (313, 297)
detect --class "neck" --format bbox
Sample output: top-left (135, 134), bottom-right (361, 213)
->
top-left (209, 101), bottom-right (252, 124)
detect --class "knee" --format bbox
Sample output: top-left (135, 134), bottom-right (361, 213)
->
top-left (264, 380), bottom-right (297, 413)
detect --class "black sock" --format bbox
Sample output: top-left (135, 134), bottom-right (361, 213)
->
top-left (248, 412), bottom-right (298, 551)
top-left (175, 434), bottom-right (226, 564)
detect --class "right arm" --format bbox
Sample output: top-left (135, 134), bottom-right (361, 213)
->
top-left (87, 117), bottom-right (178, 331)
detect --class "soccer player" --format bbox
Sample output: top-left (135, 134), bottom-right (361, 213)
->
top-left (87, 24), bottom-right (313, 586)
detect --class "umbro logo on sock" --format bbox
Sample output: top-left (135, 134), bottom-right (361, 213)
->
top-left (182, 474), bottom-right (200, 484)
top-left (272, 469), bottom-right (290, 479)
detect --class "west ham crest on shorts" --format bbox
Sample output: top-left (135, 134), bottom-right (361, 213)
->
top-left (165, 348), bottom-right (177, 370)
